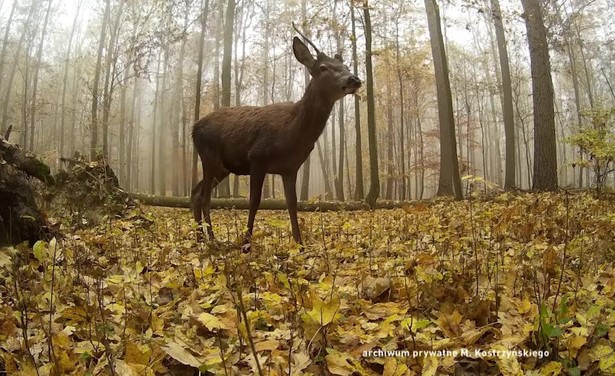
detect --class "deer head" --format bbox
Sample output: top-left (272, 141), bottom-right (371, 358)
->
top-left (291, 33), bottom-right (362, 102)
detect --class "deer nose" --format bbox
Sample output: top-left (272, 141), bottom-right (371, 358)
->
top-left (348, 76), bottom-right (362, 87)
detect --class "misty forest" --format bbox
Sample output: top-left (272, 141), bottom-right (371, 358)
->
top-left (1, 0), bottom-right (615, 375)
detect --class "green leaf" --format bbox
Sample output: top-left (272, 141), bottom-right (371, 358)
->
top-left (542, 323), bottom-right (563, 338)
top-left (567, 366), bottom-right (581, 376)
top-left (594, 323), bottom-right (609, 338)
top-left (33, 241), bottom-right (46, 262)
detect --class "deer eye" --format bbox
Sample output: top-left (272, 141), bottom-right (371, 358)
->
top-left (319, 64), bottom-right (328, 72)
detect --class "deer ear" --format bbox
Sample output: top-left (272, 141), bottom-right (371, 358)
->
top-left (293, 37), bottom-right (315, 68)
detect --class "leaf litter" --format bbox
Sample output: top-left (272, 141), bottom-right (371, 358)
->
top-left (1, 191), bottom-right (614, 375)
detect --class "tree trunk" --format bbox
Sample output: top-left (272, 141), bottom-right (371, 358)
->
top-left (60, 0), bottom-right (82, 157)
top-left (336, 100), bottom-right (346, 201)
top-left (316, 140), bottom-right (333, 200)
top-left (299, 1), bottom-right (311, 201)
top-left (395, 20), bottom-right (406, 201)
top-left (363, 0), bottom-right (380, 208)
top-left (192, 0), bottom-right (210, 189)
top-left (90, 0), bottom-right (111, 159)
top-left (0, 0), bottom-right (18, 134)
top-left (150, 53), bottom-right (162, 194)
top-left (425, 0), bottom-right (462, 199)
top-left (489, 0), bottom-right (516, 189)
top-left (101, 0), bottom-right (125, 158)
top-left (29, 0), bottom-right (53, 153)
top-left (132, 194), bottom-right (412, 211)
top-left (350, 1), bottom-right (364, 200)
top-left (217, 0), bottom-right (235, 197)
top-left (0, 1), bottom-right (37, 134)
top-left (521, 0), bottom-right (557, 191)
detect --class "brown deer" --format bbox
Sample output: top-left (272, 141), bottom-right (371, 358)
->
top-left (191, 29), bottom-right (361, 249)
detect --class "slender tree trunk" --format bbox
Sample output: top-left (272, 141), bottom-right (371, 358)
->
top-left (127, 77), bottom-right (139, 191)
top-left (29, 0), bottom-right (53, 153)
top-left (192, 0), bottom-right (210, 189)
top-left (261, 0), bottom-right (271, 199)
top-left (217, 0), bottom-right (235, 197)
top-left (385, 81), bottom-right (394, 200)
top-left (0, 0), bottom-right (18, 134)
top-left (22, 46), bottom-right (32, 150)
top-left (363, 0), bottom-right (380, 208)
top-left (119, 61), bottom-right (131, 187)
top-left (521, 0), bottom-right (557, 191)
top-left (350, 1), bottom-right (364, 200)
top-left (158, 46), bottom-right (169, 195)
top-left (173, 1), bottom-right (189, 197)
top-left (490, 0), bottom-right (516, 189)
top-left (299, 0), bottom-right (311, 201)
top-left (1, 1), bottom-right (37, 134)
top-left (60, 0), bottom-right (82, 157)
top-left (90, 0), bottom-right (111, 159)
top-left (316, 140), bottom-right (333, 199)
top-left (395, 21), bottom-right (406, 200)
top-left (150, 53), bottom-right (162, 194)
top-left (101, 0), bottom-right (125, 158)
top-left (336, 100), bottom-right (346, 201)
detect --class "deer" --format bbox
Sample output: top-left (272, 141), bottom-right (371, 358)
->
top-left (191, 27), bottom-right (361, 250)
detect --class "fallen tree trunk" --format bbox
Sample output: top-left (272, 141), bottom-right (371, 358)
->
top-left (131, 193), bottom-right (411, 211)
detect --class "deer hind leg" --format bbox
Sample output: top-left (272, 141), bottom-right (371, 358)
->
top-left (244, 166), bottom-right (266, 249)
top-left (198, 171), bottom-right (230, 241)
top-left (282, 172), bottom-right (302, 245)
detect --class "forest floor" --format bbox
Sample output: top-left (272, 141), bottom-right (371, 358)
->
top-left (1, 191), bottom-right (615, 375)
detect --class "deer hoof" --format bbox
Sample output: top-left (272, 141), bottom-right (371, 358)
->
top-left (241, 242), bottom-right (252, 253)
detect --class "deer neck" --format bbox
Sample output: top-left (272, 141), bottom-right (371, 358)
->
top-left (294, 79), bottom-right (335, 142)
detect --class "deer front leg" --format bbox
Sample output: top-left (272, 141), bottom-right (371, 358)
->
top-left (282, 172), bottom-right (302, 245)
top-left (199, 172), bottom-right (215, 241)
top-left (244, 167), bottom-right (266, 250)
top-left (191, 179), bottom-right (205, 241)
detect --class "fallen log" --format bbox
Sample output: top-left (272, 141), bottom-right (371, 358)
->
top-left (130, 193), bottom-right (411, 211)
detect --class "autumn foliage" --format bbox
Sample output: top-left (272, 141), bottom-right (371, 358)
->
top-left (1, 191), bottom-right (615, 375)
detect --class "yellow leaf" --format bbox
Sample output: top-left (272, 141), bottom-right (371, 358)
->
top-left (422, 355), bottom-right (439, 376)
top-left (151, 313), bottom-right (164, 334)
top-left (383, 357), bottom-right (408, 376)
top-left (517, 297), bottom-right (533, 314)
top-left (162, 342), bottom-right (201, 368)
top-left (114, 359), bottom-right (137, 376)
top-left (539, 361), bottom-right (562, 375)
top-left (590, 344), bottom-right (614, 362)
top-left (292, 352), bottom-right (311, 372)
top-left (125, 341), bottom-right (151, 365)
top-left (198, 312), bottom-right (228, 331)
top-left (599, 353), bottom-right (615, 375)
top-left (325, 349), bottom-right (356, 376)
top-left (254, 339), bottom-right (279, 352)
top-left (493, 344), bottom-right (523, 376)
top-left (307, 295), bottom-right (340, 326)
top-left (565, 334), bottom-right (586, 358)
top-left (127, 363), bottom-right (155, 376)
